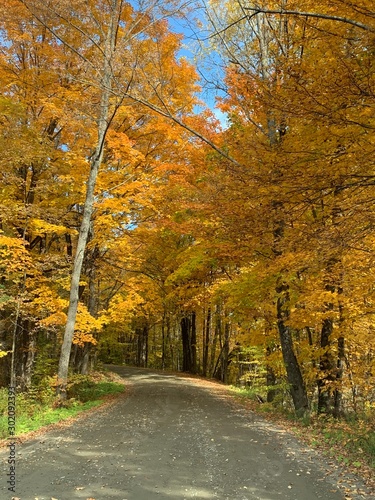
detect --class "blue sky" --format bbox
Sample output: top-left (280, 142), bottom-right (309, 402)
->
top-left (169, 13), bottom-right (228, 126)
top-left (130, 0), bottom-right (228, 126)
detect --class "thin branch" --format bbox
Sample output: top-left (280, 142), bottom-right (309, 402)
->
top-left (116, 91), bottom-right (242, 167)
top-left (203, 15), bottom-right (248, 41)
top-left (245, 7), bottom-right (375, 33)
top-left (19, 0), bottom-right (97, 70)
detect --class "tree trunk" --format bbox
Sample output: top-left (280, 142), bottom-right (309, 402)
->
top-left (203, 307), bottom-right (211, 377)
top-left (209, 306), bottom-right (221, 377)
top-left (136, 324), bottom-right (148, 368)
top-left (12, 319), bottom-right (36, 391)
top-left (166, 315), bottom-right (174, 369)
top-left (221, 320), bottom-right (230, 384)
top-left (266, 346), bottom-right (277, 403)
top-left (181, 316), bottom-right (192, 372)
top-left (212, 310), bottom-right (231, 383)
top-left (317, 318), bottom-right (336, 414)
top-left (80, 343), bottom-right (92, 375)
top-left (24, 329), bottom-right (36, 390)
top-left (56, 0), bottom-right (120, 399)
top-left (333, 336), bottom-right (345, 417)
top-left (191, 311), bottom-right (197, 374)
top-left (161, 312), bottom-right (166, 369)
top-left (65, 233), bottom-right (73, 257)
top-left (9, 301), bottom-right (20, 388)
top-left (80, 241), bottom-right (99, 375)
top-left (277, 281), bottom-right (309, 416)
top-left (180, 312), bottom-right (197, 373)
top-left (318, 256), bottom-right (344, 416)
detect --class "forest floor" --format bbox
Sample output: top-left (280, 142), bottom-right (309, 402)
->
top-left (1, 365), bottom-right (374, 500)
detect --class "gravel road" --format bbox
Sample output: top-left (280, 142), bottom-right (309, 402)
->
top-left (1, 366), bottom-right (373, 500)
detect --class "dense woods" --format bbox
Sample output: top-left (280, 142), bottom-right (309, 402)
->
top-left (0, 0), bottom-right (374, 419)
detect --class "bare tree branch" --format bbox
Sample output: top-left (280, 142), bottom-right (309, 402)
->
top-left (244, 7), bottom-right (375, 33)
top-left (116, 89), bottom-right (241, 167)
top-left (18, 0), bottom-right (97, 70)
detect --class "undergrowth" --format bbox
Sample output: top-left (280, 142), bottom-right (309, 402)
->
top-left (0, 372), bottom-right (125, 439)
top-left (229, 385), bottom-right (375, 472)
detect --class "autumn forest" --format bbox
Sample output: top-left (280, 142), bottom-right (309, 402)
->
top-left (0, 0), bottom-right (374, 420)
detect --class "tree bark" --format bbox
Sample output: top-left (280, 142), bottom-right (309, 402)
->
top-left (266, 346), bottom-right (277, 403)
top-left (180, 312), bottom-right (197, 373)
top-left (161, 312), bottom-right (166, 369)
top-left (318, 252), bottom-right (344, 416)
top-left (209, 305), bottom-right (221, 377)
top-left (56, 0), bottom-right (120, 399)
top-left (136, 324), bottom-right (148, 368)
top-left (221, 320), bottom-right (230, 384)
top-left (24, 328), bottom-right (36, 390)
top-left (317, 318), bottom-right (336, 414)
top-left (191, 311), bottom-right (197, 374)
top-left (277, 281), bottom-right (309, 416)
top-left (181, 316), bottom-right (192, 372)
top-left (333, 336), bottom-right (345, 418)
top-left (203, 307), bottom-right (211, 377)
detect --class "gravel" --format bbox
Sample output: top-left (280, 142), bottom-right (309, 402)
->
top-left (1, 366), bottom-right (374, 500)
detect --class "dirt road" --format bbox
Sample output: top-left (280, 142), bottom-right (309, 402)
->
top-left (1, 367), bottom-right (372, 499)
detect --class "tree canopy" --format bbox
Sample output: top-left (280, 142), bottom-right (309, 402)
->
top-left (0, 0), bottom-right (374, 417)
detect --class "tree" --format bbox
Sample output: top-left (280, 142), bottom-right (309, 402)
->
top-left (0, 3), bottom-right (83, 389)
top-left (1, 0), bottom-right (374, 419)
top-left (0, 0), bottom-right (205, 394)
top-left (184, 0), bottom-right (375, 414)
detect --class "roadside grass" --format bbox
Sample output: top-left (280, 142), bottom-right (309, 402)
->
top-left (228, 385), bottom-right (375, 474)
top-left (0, 371), bottom-right (126, 439)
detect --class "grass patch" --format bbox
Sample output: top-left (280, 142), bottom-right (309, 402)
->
top-left (0, 372), bottom-right (125, 439)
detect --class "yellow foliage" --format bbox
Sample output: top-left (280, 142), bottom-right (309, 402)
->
top-left (29, 218), bottom-right (76, 237)
top-left (0, 234), bottom-right (33, 275)
top-left (74, 304), bottom-right (105, 337)
top-left (40, 311), bottom-right (67, 328)
top-left (107, 291), bottom-right (144, 324)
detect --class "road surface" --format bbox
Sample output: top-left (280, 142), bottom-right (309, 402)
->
top-left (1, 366), bottom-right (372, 499)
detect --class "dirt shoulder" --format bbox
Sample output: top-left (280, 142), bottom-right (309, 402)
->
top-left (178, 373), bottom-right (375, 499)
